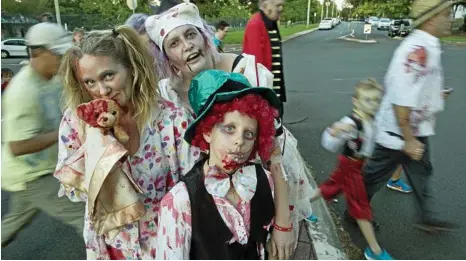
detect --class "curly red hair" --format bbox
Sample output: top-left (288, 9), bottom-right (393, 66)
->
top-left (192, 93), bottom-right (278, 162)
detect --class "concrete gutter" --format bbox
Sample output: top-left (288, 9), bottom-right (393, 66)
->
top-left (224, 27), bottom-right (319, 53)
top-left (300, 153), bottom-right (347, 260)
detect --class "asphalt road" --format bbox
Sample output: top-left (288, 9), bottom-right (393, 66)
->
top-left (283, 22), bottom-right (466, 259)
top-left (2, 22), bottom-right (465, 259)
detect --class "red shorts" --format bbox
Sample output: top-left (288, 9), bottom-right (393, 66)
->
top-left (320, 155), bottom-right (372, 220)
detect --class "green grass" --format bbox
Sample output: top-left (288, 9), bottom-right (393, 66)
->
top-left (441, 35), bottom-right (466, 43)
top-left (223, 24), bottom-right (318, 45)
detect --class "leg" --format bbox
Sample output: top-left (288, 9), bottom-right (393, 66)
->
top-left (344, 163), bottom-right (393, 259)
top-left (400, 138), bottom-right (437, 223)
top-left (29, 175), bottom-right (85, 238)
top-left (357, 219), bottom-right (381, 253)
top-left (390, 165), bottom-right (403, 180)
top-left (317, 156), bottom-right (346, 201)
top-left (363, 144), bottom-right (405, 202)
top-left (1, 190), bottom-right (38, 247)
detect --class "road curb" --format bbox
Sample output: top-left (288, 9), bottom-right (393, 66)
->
top-left (442, 41), bottom-right (466, 46)
top-left (283, 28), bottom-right (319, 43)
top-left (299, 153), bottom-right (347, 260)
top-left (224, 27), bottom-right (319, 52)
top-left (338, 35), bottom-right (377, 44)
top-left (391, 35), bottom-right (466, 46)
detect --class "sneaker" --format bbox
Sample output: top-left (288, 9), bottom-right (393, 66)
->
top-left (387, 179), bottom-right (412, 193)
top-left (305, 215), bottom-right (319, 223)
top-left (364, 248), bottom-right (394, 260)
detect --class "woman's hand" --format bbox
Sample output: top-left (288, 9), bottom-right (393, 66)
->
top-left (117, 111), bottom-right (140, 155)
top-left (270, 220), bottom-right (295, 260)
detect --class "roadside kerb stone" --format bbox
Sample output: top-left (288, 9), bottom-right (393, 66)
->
top-left (224, 28), bottom-right (319, 53)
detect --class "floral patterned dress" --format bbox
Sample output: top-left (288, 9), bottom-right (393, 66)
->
top-left (54, 99), bottom-right (201, 259)
top-left (155, 163), bottom-right (275, 260)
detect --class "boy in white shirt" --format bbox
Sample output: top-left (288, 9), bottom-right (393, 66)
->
top-left (363, 0), bottom-right (458, 233)
top-left (312, 79), bottom-right (392, 260)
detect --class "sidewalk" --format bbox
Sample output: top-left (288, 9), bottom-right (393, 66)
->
top-left (292, 158), bottom-right (347, 260)
top-left (224, 28), bottom-right (319, 53)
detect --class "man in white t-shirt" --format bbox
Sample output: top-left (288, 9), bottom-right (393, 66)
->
top-left (363, 0), bottom-right (458, 233)
top-left (1, 23), bottom-right (85, 248)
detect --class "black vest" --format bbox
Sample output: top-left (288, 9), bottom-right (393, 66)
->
top-left (342, 114), bottom-right (364, 158)
top-left (181, 158), bottom-right (275, 260)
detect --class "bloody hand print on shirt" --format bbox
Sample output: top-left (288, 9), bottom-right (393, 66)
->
top-left (404, 46), bottom-right (428, 83)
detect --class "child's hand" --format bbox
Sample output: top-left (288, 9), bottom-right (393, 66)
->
top-left (329, 122), bottom-right (355, 137)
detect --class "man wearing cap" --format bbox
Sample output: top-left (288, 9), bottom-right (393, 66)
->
top-left (243, 0), bottom-right (287, 103)
top-left (1, 23), bottom-right (85, 248)
top-left (363, 0), bottom-right (458, 233)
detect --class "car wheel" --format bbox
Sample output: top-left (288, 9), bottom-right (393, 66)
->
top-left (1, 50), bottom-right (9, 58)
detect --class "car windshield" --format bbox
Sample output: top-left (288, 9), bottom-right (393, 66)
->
top-left (381, 19), bottom-right (390, 22)
top-left (370, 17), bottom-right (378, 21)
top-left (393, 20), bottom-right (402, 25)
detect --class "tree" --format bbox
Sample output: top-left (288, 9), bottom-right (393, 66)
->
top-left (1, 0), bottom-right (53, 16)
top-left (280, 0), bottom-right (321, 23)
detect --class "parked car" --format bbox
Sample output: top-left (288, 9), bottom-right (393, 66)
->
top-left (388, 19), bottom-right (412, 37)
top-left (377, 18), bottom-right (391, 30)
top-left (1, 39), bottom-right (28, 58)
top-left (400, 19), bottom-right (413, 36)
top-left (368, 16), bottom-right (379, 25)
top-left (319, 18), bottom-right (334, 30)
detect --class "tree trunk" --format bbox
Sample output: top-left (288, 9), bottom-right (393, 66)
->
top-left (463, 14), bottom-right (466, 32)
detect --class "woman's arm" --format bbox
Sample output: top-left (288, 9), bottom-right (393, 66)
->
top-left (54, 110), bottom-right (87, 202)
top-left (156, 182), bottom-right (192, 260)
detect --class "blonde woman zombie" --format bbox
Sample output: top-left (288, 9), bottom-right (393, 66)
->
top-left (53, 26), bottom-right (200, 259)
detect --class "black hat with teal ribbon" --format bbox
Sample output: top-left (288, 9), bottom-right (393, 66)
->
top-left (184, 69), bottom-right (283, 144)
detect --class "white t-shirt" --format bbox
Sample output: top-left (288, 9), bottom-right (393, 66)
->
top-left (321, 116), bottom-right (376, 157)
top-left (375, 30), bottom-right (444, 150)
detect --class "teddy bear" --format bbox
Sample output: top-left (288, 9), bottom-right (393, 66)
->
top-left (76, 99), bottom-right (129, 144)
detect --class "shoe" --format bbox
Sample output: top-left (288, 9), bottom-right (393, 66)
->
top-left (387, 179), bottom-right (412, 193)
top-left (364, 248), bottom-right (394, 260)
top-left (343, 210), bottom-right (380, 231)
top-left (305, 215), bottom-right (319, 223)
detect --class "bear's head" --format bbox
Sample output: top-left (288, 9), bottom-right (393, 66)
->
top-left (76, 99), bottom-right (122, 128)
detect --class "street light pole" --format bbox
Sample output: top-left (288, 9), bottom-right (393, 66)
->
top-left (321, 1), bottom-right (324, 21)
top-left (326, 2), bottom-right (329, 18)
top-left (306, 0), bottom-right (311, 27)
top-left (54, 0), bottom-right (62, 25)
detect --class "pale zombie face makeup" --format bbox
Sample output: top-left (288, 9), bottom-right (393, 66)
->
top-left (78, 55), bottom-right (133, 108)
top-left (263, 0), bottom-right (285, 21)
top-left (73, 33), bottom-right (84, 43)
top-left (354, 89), bottom-right (383, 116)
top-left (163, 25), bottom-right (212, 77)
top-left (203, 111), bottom-right (258, 173)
